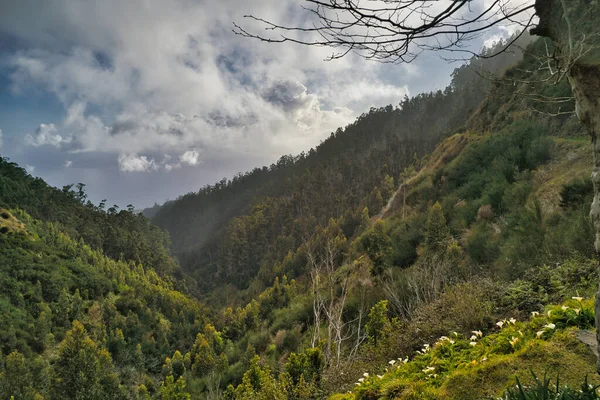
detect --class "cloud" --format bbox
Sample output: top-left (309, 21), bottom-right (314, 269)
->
top-left (118, 153), bottom-right (157, 172)
top-left (180, 150), bottom-right (201, 166)
top-left (0, 0), bottom-right (528, 206)
top-left (64, 160), bottom-right (73, 168)
top-left (3, 0), bottom-right (419, 163)
top-left (25, 164), bottom-right (35, 174)
top-left (26, 123), bottom-right (68, 147)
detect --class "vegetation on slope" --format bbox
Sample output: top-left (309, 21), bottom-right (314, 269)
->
top-left (0, 35), bottom-right (598, 399)
top-left (332, 298), bottom-right (597, 400)
top-left (151, 36), bottom-right (532, 299)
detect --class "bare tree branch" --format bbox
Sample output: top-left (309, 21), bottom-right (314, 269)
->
top-left (233, 0), bottom-right (536, 63)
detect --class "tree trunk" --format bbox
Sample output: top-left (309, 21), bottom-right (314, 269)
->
top-left (533, 0), bottom-right (600, 372)
top-left (568, 64), bottom-right (600, 372)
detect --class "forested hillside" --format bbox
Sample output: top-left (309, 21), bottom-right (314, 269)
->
top-left (152, 35), bottom-right (532, 301)
top-left (1, 34), bottom-right (599, 399)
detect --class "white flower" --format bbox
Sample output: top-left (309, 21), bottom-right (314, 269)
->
top-left (544, 323), bottom-right (556, 330)
top-left (388, 360), bottom-right (396, 365)
top-left (358, 378), bottom-right (364, 383)
top-left (355, 383), bottom-right (361, 386)
top-left (377, 375), bottom-right (384, 379)
top-left (575, 308), bottom-right (581, 315)
top-left (363, 373), bottom-right (369, 377)
top-left (573, 296), bottom-right (583, 302)
top-left (472, 330), bottom-right (483, 338)
top-left (470, 335), bottom-right (478, 341)
top-left (561, 306), bottom-right (569, 311)
top-left (509, 337), bottom-right (519, 347)
top-left (469, 341), bottom-right (477, 346)
top-left (518, 330), bottom-right (523, 337)
top-left (547, 310), bottom-right (552, 317)
top-left (531, 311), bottom-right (540, 317)
top-left (402, 357), bottom-right (409, 364)
top-left (422, 366), bottom-right (435, 373)
top-left (449, 339), bottom-right (455, 344)
top-left (536, 330), bottom-right (545, 337)
top-left (439, 336), bottom-right (449, 341)
top-left (452, 331), bottom-right (459, 337)
top-left (496, 321), bottom-right (504, 328)
top-left (509, 318), bottom-right (517, 325)
top-left (481, 356), bottom-right (488, 362)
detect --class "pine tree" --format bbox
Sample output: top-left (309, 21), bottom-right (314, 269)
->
top-left (159, 375), bottom-right (190, 400)
top-left (51, 320), bottom-right (123, 400)
top-left (0, 351), bottom-right (34, 400)
top-left (424, 202), bottom-right (451, 255)
top-left (365, 300), bottom-right (389, 346)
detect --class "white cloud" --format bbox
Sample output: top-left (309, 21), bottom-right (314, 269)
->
top-left (3, 0), bottom-right (420, 167)
top-left (64, 160), bottom-right (73, 168)
top-left (118, 153), bottom-right (157, 172)
top-left (0, 0), bottom-right (534, 206)
top-left (180, 150), bottom-right (201, 166)
top-left (26, 123), bottom-right (68, 147)
top-left (164, 163), bottom-right (181, 171)
top-left (25, 165), bottom-right (35, 174)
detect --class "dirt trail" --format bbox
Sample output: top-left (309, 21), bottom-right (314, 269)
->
top-left (376, 183), bottom-right (404, 220)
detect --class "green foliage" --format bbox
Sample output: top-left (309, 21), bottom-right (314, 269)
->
top-left (51, 321), bottom-right (123, 399)
top-left (445, 121), bottom-right (552, 214)
top-left (560, 178), bottom-right (593, 210)
top-left (360, 222), bottom-right (393, 274)
top-left (160, 375), bottom-right (190, 400)
top-left (366, 301), bottom-right (389, 346)
top-left (465, 221), bottom-right (500, 265)
top-left (0, 351), bottom-right (38, 400)
top-left (344, 297), bottom-right (598, 400)
top-left (0, 35), bottom-right (595, 400)
top-left (501, 372), bottom-right (600, 400)
top-left (0, 158), bottom-right (178, 276)
top-left (424, 202), bottom-right (451, 255)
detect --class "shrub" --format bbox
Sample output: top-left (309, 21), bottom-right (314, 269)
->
top-left (477, 204), bottom-right (494, 221)
top-left (500, 372), bottom-right (600, 400)
top-left (466, 222), bottom-right (500, 265)
top-left (560, 178), bottom-right (593, 210)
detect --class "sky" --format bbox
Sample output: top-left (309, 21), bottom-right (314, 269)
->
top-left (0, 0), bottom-right (532, 209)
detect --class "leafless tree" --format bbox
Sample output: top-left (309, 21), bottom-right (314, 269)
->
top-left (234, 1), bottom-right (536, 63)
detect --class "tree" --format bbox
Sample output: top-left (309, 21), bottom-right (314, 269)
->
top-left (235, 1), bottom-right (600, 369)
top-left (0, 351), bottom-right (35, 400)
top-left (234, 1), bottom-right (535, 63)
top-left (366, 300), bottom-right (389, 346)
top-left (51, 320), bottom-right (123, 400)
top-left (159, 375), bottom-right (190, 400)
top-left (424, 202), bottom-right (451, 255)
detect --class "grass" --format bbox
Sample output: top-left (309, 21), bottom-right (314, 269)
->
top-left (0, 209), bottom-right (26, 234)
top-left (331, 300), bottom-right (599, 400)
top-left (532, 137), bottom-right (592, 212)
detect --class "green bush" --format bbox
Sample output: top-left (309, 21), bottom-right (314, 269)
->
top-left (466, 222), bottom-right (500, 265)
top-left (560, 178), bottom-right (593, 209)
top-left (500, 372), bottom-right (600, 400)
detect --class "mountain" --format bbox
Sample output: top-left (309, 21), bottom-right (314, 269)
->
top-left (151, 34), bottom-right (534, 302)
top-left (1, 34), bottom-right (598, 400)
